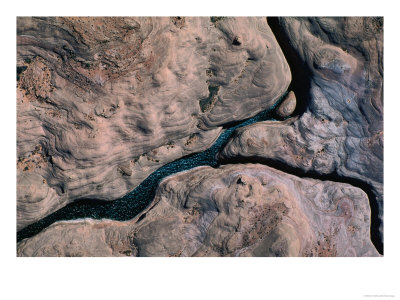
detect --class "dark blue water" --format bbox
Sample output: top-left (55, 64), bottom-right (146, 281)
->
top-left (17, 92), bottom-right (287, 242)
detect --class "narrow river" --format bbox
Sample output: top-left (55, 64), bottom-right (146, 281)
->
top-left (17, 92), bottom-right (288, 242)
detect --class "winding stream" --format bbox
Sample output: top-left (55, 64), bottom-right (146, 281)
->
top-left (17, 92), bottom-right (288, 242)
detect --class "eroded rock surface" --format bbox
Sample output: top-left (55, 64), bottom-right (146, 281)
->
top-left (16, 17), bottom-right (290, 230)
top-left (220, 17), bottom-right (383, 244)
top-left (276, 90), bottom-right (296, 118)
top-left (17, 164), bottom-right (379, 257)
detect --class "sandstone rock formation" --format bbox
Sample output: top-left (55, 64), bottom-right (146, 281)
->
top-left (16, 17), bottom-right (291, 230)
top-left (17, 164), bottom-right (379, 257)
top-left (220, 17), bottom-right (383, 248)
top-left (275, 90), bottom-right (296, 118)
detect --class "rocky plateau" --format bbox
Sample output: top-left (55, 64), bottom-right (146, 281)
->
top-left (17, 164), bottom-right (379, 257)
top-left (16, 17), bottom-right (383, 256)
top-left (17, 17), bottom-right (290, 230)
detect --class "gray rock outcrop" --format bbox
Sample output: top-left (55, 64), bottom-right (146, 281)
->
top-left (220, 17), bottom-right (383, 244)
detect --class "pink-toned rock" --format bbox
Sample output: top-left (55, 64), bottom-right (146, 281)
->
top-left (276, 91), bottom-right (296, 118)
top-left (17, 164), bottom-right (379, 257)
top-left (220, 17), bottom-right (383, 247)
top-left (16, 17), bottom-right (291, 230)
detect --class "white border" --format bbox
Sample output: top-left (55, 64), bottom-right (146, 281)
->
top-left (2, 1), bottom-right (399, 299)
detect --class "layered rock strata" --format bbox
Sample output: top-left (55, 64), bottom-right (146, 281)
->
top-left (220, 17), bottom-right (383, 245)
top-left (17, 17), bottom-right (290, 230)
top-left (17, 164), bottom-right (379, 257)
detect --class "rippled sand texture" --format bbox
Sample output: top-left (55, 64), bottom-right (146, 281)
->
top-left (17, 164), bottom-right (379, 257)
top-left (17, 17), bottom-right (291, 230)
